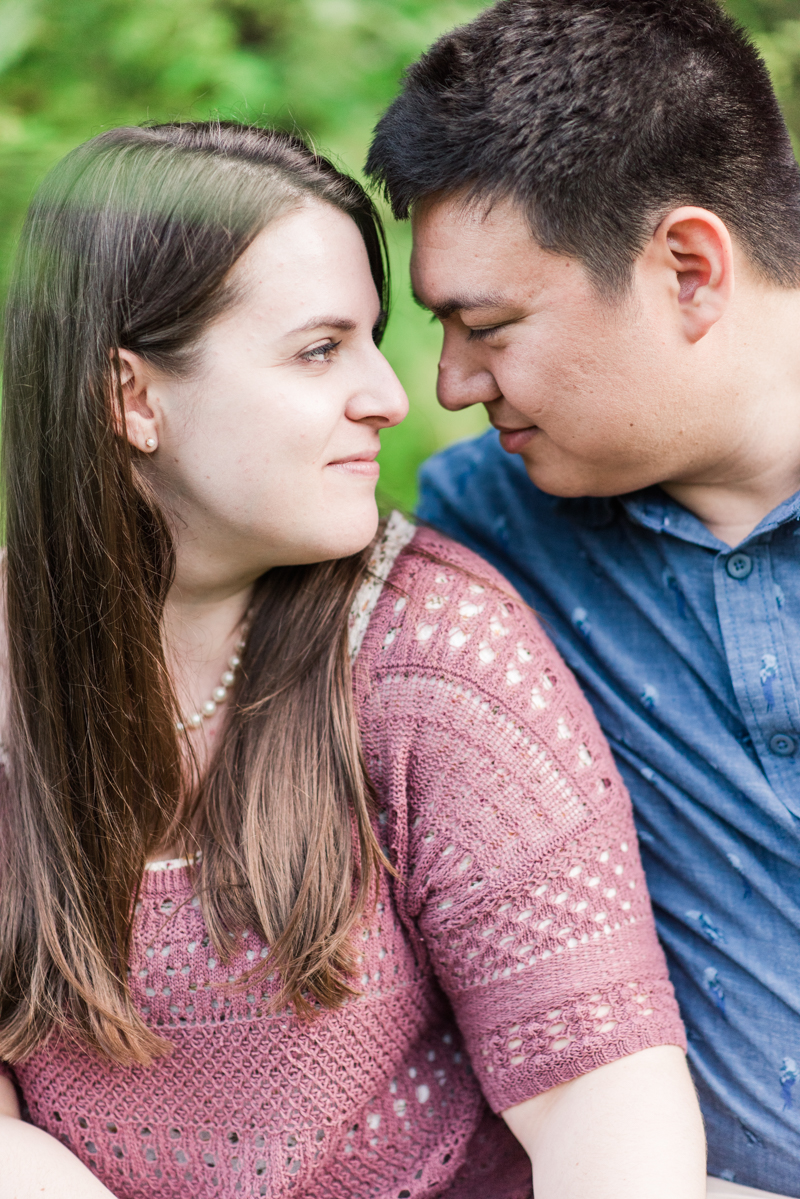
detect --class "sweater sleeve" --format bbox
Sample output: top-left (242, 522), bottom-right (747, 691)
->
top-left (357, 527), bottom-right (686, 1115)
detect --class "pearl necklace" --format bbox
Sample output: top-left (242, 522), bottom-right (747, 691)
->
top-left (176, 630), bottom-right (248, 733)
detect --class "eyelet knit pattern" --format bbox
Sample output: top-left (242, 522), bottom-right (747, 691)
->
top-left (5, 528), bottom-right (685, 1198)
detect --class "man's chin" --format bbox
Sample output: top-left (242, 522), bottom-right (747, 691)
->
top-left (519, 453), bottom-right (649, 499)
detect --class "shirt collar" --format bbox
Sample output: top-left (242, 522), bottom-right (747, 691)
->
top-left (619, 485), bottom-right (800, 549)
top-left (554, 485), bottom-right (800, 549)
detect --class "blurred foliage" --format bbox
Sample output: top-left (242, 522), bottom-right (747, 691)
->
top-left (0, 0), bottom-right (796, 508)
top-left (727, 0), bottom-right (800, 152)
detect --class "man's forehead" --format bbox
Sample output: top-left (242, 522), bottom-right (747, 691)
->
top-left (411, 199), bottom-right (523, 310)
top-left (410, 195), bottom-right (588, 314)
top-left (412, 187), bottom-right (525, 229)
top-left (412, 193), bottom-right (527, 258)
top-left (410, 218), bottom-right (548, 318)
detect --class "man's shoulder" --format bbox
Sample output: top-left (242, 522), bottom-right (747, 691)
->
top-left (418, 429), bottom-right (559, 537)
top-left (418, 430), bottom-right (616, 556)
top-left (419, 428), bottom-right (536, 505)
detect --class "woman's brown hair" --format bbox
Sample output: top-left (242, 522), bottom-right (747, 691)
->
top-left (0, 122), bottom-right (391, 1066)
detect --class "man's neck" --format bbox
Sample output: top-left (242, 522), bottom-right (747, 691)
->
top-left (660, 286), bottom-right (800, 547)
top-left (661, 415), bottom-right (800, 547)
top-left (661, 474), bottom-right (800, 547)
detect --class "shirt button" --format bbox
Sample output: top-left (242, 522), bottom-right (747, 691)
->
top-left (770, 733), bottom-right (798, 757)
top-left (726, 552), bottom-right (753, 580)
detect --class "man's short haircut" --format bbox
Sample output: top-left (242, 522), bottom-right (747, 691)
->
top-left (366, 0), bottom-right (800, 294)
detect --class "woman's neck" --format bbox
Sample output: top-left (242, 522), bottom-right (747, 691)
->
top-left (149, 582), bottom-right (255, 862)
top-left (162, 581), bottom-right (255, 744)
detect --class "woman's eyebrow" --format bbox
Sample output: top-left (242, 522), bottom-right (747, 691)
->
top-left (285, 316), bottom-right (358, 335)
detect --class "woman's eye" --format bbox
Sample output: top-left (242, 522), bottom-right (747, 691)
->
top-left (300, 339), bottom-right (341, 362)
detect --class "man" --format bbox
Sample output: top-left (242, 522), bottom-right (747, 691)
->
top-left (366, 0), bottom-right (800, 1194)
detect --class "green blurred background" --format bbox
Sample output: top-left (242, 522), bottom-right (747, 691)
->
top-left (0, 0), bottom-right (797, 509)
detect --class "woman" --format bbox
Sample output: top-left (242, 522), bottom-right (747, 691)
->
top-left (0, 122), bottom-right (704, 1198)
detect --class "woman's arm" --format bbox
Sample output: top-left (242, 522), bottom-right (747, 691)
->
top-left (503, 1045), bottom-right (706, 1199)
top-left (369, 534), bottom-right (700, 1186)
top-left (0, 1074), bottom-right (116, 1198)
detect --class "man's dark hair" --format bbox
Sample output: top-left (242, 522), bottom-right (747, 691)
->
top-left (366, 0), bottom-right (800, 293)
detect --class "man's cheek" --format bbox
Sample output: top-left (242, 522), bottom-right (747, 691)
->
top-left (502, 360), bottom-right (551, 418)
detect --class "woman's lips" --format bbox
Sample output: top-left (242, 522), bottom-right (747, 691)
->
top-left (497, 426), bottom-right (539, 454)
top-left (327, 455), bottom-right (380, 478)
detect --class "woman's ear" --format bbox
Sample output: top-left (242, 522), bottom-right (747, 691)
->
top-left (640, 206), bottom-right (735, 344)
top-left (112, 348), bottom-right (160, 453)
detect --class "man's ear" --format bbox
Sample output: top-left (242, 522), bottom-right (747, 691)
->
top-left (641, 206), bottom-right (734, 344)
top-left (112, 348), bottom-right (160, 454)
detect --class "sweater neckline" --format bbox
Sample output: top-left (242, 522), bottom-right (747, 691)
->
top-left (139, 861), bottom-right (196, 898)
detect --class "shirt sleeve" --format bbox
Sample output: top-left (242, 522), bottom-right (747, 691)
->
top-left (360, 529), bottom-right (686, 1115)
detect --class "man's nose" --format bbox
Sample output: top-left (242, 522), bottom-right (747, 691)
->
top-left (436, 357), bottom-right (501, 412)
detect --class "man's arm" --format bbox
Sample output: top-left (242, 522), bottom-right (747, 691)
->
top-left (503, 1044), bottom-right (706, 1199)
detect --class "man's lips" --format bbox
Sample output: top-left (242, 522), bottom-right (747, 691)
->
top-left (494, 425), bottom-right (540, 454)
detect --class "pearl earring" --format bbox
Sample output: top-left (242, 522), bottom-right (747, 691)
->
top-left (145, 438), bottom-right (156, 449)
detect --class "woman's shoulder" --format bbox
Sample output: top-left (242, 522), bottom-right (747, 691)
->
top-left (360, 519), bottom-right (583, 708)
top-left (357, 518), bottom-right (620, 787)
top-left (348, 515), bottom-right (521, 665)
top-left (379, 522), bottom-right (531, 634)
top-left (397, 522), bottom-right (520, 597)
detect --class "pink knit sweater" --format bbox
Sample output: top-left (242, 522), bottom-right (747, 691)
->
top-left (4, 527), bottom-right (685, 1198)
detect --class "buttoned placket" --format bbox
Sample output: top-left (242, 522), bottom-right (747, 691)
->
top-left (713, 533), bottom-right (800, 814)
top-left (619, 490), bottom-right (800, 816)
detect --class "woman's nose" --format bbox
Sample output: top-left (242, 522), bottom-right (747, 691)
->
top-left (349, 348), bottom-right (409, 428)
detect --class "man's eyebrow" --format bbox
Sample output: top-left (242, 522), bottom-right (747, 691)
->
top-left (411, 290), bottom-right (510, 319)
top-left (284, 316), bottom-right (358, 336)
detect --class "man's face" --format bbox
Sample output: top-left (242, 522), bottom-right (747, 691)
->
top-left (411, 194), bottom-right (723, 497)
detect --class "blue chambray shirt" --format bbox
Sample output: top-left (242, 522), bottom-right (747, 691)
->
top-left (418, 429), bottom-right (800, 1193)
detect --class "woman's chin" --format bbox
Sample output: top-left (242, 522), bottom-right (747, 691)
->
top-left (304, 501), bottom-right (381, 564)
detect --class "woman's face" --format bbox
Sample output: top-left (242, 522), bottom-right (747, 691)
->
top-left (123, 200), bottom-right (408, 595)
